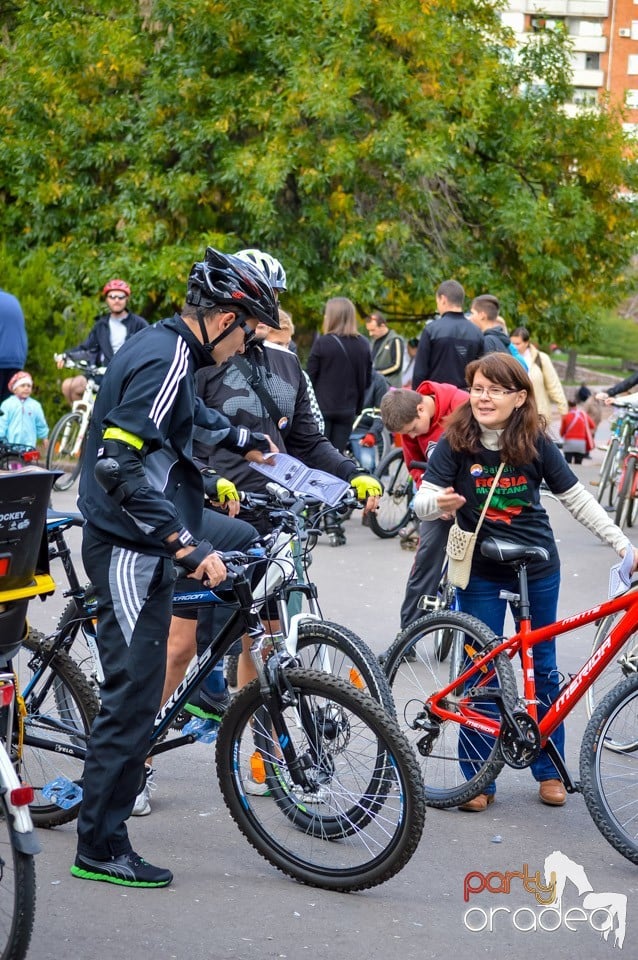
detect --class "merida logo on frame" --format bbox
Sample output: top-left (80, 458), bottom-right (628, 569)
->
top-left (462, 850), bottom-right (627, 948)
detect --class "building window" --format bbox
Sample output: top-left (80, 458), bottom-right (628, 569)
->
top-left (632, 21), bottom-right (638, 40)
top-left (627, 90), bottom-right (638, 108)
top-left (571, 88), bottom-right (598, 107)
top-left (629, 54), bottom-right (638, 74)
top-left (585, 52), bottom-right (600, 69)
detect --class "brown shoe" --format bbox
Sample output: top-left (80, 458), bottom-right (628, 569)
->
top-left (538, 779), bottom-right (566, 806)
top-left (458, 793), bottom-right (495, 812)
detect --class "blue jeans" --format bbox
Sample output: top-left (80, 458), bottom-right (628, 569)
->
top-left (349, 431), bottom-right (378, 472)
top-left (457, 570), bottom-right (565, 792)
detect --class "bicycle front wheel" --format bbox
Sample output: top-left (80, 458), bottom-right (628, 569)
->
top-left (383, 611), bottom-right (517, 807)
top-left (216, 669), bottom-right (425, 891)
top-left (0, 794), bottom-right (35, 960)
top-left (580, 674), bottom-right (638, 864)
top-left (294, 620), bottom-right (395, 715)
top-left (16, 632), bottom-right (99, 827)
top-left (584, 613), bottom-right (638, 748)
top-left (368, 448), bottom-right (413, 539)
top-left (47, 412), bottom-right (84, 491)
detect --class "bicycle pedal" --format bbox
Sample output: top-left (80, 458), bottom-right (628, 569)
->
top-left (42, 776), bottom-right (83, 809)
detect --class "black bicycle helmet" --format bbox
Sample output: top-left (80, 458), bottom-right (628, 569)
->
top-left (235, 248), bottom-right (287, 292)
top-left (186, 247), bottom-right (280, 329)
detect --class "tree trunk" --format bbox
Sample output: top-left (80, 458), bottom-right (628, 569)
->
top-left (565, 348), bottom-right (577, 382)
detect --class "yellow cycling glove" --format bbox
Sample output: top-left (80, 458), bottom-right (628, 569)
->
top-left (215, 477), bottom-right (240, 504)
top-left (350, 474), bottom-right (382, 500)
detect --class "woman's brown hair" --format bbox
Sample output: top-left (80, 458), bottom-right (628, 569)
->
top-left (444, 353), bottom-right (549, 466)
top-left (322, 297), bottom-right (358, 336)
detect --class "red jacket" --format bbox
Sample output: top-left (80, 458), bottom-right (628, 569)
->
top-left (560, 408), bottom-right (595, 450)
top-left (400, 380), bottom-right (469, 484)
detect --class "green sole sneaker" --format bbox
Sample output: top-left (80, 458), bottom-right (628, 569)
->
top-left (71, 852), bottom-right (172, 888)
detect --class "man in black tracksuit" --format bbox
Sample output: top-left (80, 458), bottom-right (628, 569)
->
top-left (468, 294), bottom-right (512, 356)
top-left (71, 248), bottom-right (280, 888)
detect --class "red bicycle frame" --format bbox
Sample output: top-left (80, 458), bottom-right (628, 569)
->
top-left (427, 587), bottom-right (638, 747)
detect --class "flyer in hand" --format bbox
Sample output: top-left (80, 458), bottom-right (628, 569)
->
top-left (250, 453), bottom-right (350, 507)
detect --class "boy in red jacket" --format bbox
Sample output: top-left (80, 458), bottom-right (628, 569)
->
top-left (380, 381), bottom-right (469, 634)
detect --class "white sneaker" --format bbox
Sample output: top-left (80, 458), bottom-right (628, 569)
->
top-left (131, 765), bottom-right (155, 817)
top-left (244, 776), bottom-right (271, 797)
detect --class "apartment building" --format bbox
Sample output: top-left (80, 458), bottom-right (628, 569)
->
top-left (502, 0), bottom-right (638, 127)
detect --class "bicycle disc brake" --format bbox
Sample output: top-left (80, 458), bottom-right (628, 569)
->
top-left (499, 710), bottom-right (541, 768)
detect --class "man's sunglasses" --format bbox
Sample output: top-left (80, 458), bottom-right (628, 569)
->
top-left (107, 293), bottom-right (127, 300)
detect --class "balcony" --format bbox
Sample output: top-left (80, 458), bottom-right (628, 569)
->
top-left (571, 35), bottom-right (607, 52)
top-left (525, 0), bottom-right (609, 16)
top-left (572, 67), bottom-right (605, 85)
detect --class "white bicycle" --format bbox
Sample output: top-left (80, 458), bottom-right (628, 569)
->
top-left (47, 357), bottom-right (105, 491)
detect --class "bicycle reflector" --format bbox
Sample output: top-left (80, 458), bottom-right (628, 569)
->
top-left (10, 785), bottom-right (34, 807)
top-left (0, 683), bottom-right (14, 707)
top-left (22, 450), bottom-right (40, 463)
top-left (0, 555), bottom-right (10, 577)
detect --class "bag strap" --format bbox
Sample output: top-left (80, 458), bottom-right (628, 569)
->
top-left (473, 462), bottom-right (506, 536)
top-left (233, 356), bottom-right (291, 436)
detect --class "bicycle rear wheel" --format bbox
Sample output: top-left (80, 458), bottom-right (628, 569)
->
top-left (580, 674), bottom-right (638, 864)
top-left (216, 669), bottom-right (425, 891)
top-left (0, 794), bottom-right (35, 960)
top-left (16, 632), bottom-right (98, 827)
top-left (382, 611), bottom-right (517, 807)
top-left (47, 412), bottom-right (84, 492)
top-left (368, 448), bottom-right (413, 539)
top-left (596, 437), bottom-right (619, 505)
top-left (614, 457), bottom-right (638, 529)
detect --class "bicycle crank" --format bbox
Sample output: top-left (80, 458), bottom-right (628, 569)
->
top-left (499, 710), bottom-right (541, 768)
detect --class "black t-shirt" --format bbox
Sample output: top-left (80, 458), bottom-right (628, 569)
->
top-left (424, 434), bottom-right (578, 580)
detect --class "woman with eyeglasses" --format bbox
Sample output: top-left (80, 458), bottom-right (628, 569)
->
top-left (57, 279), bottom-right (148, 405)
top-left (414, 353), bottom-right (638, 811)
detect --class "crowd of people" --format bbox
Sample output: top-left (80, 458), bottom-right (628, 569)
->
top-left (2, 260), bottom-right (637, 889)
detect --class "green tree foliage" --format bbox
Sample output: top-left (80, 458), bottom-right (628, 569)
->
top-left (1, 0), bottom-right (637, 395)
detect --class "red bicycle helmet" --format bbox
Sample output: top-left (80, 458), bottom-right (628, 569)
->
top-left (102, 279), bottom-right (131, 297)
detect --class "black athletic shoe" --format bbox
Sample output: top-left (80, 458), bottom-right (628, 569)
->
top-left (71, 851), bottom-right (173, 888)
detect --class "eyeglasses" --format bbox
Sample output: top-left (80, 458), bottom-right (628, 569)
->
top-left (469, 385), bottom-right (518, 399)
top-left (107, 293), bottom-right (127, 300)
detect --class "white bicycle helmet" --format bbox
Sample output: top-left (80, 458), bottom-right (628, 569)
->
top-left (235, 249), bottom-right (287, 292)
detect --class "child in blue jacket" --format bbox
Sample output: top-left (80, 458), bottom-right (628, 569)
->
top-left (0, 371), bottom-right (49, 449)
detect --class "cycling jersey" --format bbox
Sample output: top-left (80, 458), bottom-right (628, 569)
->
top-left (78, 314), bottom-right (242, 553)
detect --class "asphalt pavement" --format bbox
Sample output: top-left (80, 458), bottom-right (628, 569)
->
top-left (23, 442), bottom-right (638, 960)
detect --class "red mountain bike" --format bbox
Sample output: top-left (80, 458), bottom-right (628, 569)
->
top-left (383, 535), bottom-right (638, 865)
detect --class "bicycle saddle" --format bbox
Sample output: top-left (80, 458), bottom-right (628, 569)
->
top-left (480, 537), bottom-right (550, 565)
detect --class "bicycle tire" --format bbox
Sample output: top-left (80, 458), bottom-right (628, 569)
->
top-left (224, 654), bottom-right (239, 688)
top-left (615, 457), bottom-right (638, 529)
top-left (368, 448), bottom-right (413, 539)
top-left (47, 412), bottom-right (84, 492)
top-left (0, 794), bottom-right (36, 960)
top-left (53, 588), bottom-right (100, 691)
top-left (608, 434), bottom-right (629, 510)
top-left (216, 669), bottom-right (425, 891)
top-left (294, 620), bottom-right (395, 716)
top-left (596, 436), bottom-right (619, 505)
top-left (584, 613), bottom-right (638, 748)
top-left (17, 631), bottom-right (99, 827)
top-left (580, 674), bottom-right (638, 864)
top-left (382, 611), bottom-right (517, 807)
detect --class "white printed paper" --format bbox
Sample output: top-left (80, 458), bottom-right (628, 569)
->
top-left (250, 453), bottom-right (350, 507)
top-left (608, 542), bottom-right (635, 598)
